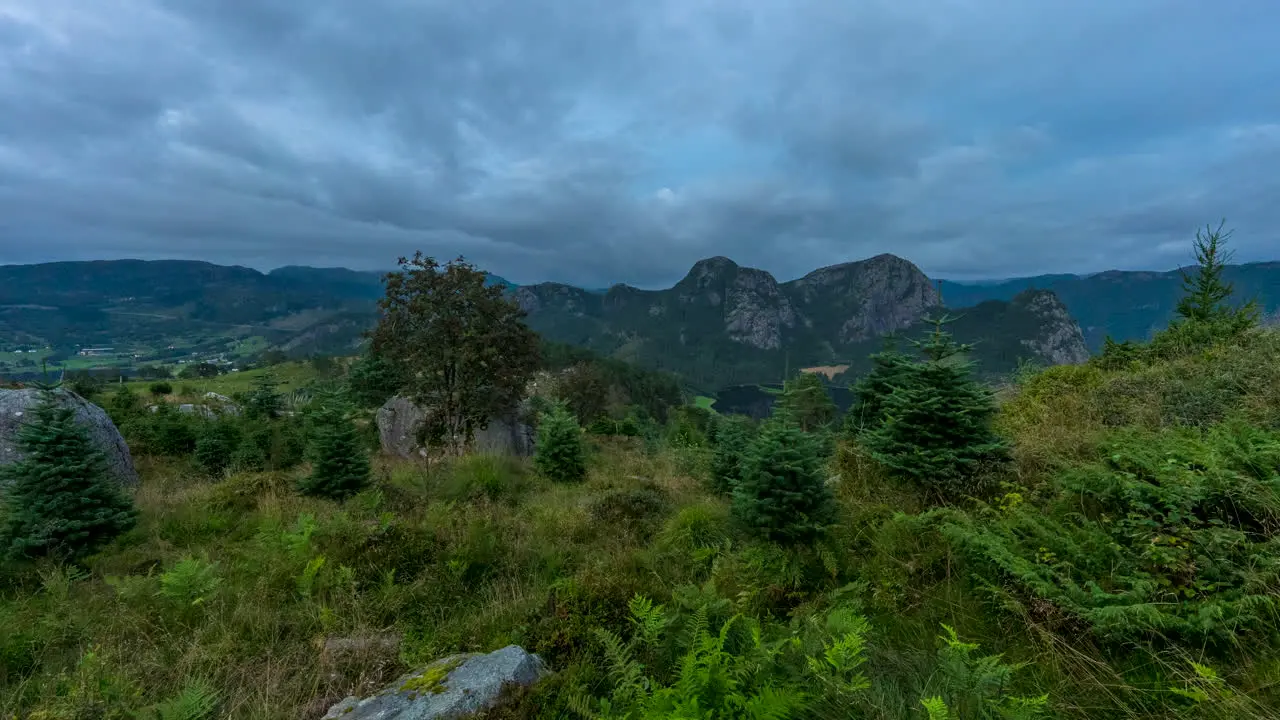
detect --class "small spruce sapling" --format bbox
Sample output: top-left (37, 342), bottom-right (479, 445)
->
top-left (0, 388), bottom-right (138, 561)
top-left (860, 316), bottom-right (1008, 500)
top-left (298, 391), bottom-right (370, 500)
top-left (534, 402), bottom-right (587, 483)
top-left (732, 418), bottom-right (837, 544)
top-left (709, 414), bottom-right (754, 494)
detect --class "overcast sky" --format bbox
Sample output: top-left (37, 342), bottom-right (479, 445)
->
top-left (1, 1), bottom-right (1278, 287)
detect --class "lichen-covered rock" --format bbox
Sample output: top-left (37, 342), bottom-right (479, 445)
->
top-left (1015, 289), bottom-right (1090, 365)
top-left (376, 396), bottom-right (534, 458)
top-left (321, 645), bottom-right (549, 720)
top-left (0, 388), bottom-right (139, 488)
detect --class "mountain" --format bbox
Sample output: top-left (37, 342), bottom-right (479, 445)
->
top-left (515, 254), bottom-right (1086, 390)
top-left (939, 262), bottom-right (1280, 350)
top-left (0, 255), bottom-right (1087, 389)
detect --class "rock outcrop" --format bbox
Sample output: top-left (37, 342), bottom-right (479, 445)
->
top-left (321, 645), bottom-right (549, 720)
top-left (376, 396), bottom-right (534, 458)
top-left (1014, 290), bottom-right (1091, 365)
top-left (782, 254), bottom-right (941, 343)
top-left (675, 256), bottom-right (797, 350)
top-left (0, 388), bottom-right (139, 488)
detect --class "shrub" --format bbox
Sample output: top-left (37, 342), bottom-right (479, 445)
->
top-left (535, 402), bottom-right (587, 483)
top-left (0, 389), bottom-right (138, 561)
top-left (440, 454), bottom-right (526, 503)
top-left (298, 393), bottom-right (370, 500)
top-left (776, 372), bottom-right (837, 432)
top-left (588, 485), bottom-right (671, 539)
top-left (859, 317), bottom-right (1009, 500)
top-left (148, 381), bottom-right (173, 397)
top-left (938, 421), bottom-right (1280, 647)
top-left (732, 419), bottom-right (837, 545)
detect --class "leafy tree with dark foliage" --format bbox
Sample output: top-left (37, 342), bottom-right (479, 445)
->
top-left (732, 418), bottom-right (836, 544)
top-left (369, 253), bottom-right (541, 455)
top-left (298, 391), bottom-right (369, 500)
top-left (534, 402), bottom-right (587, 483)
top-left (346, 348), bottom-right (404, 409)
top-left (0, 388), bottom-right (138, 561)
top-left (860, 316), bottom-right (1008, 500)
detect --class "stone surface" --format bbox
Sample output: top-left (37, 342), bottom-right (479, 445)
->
top-left (782, 253), bottom-right (942, 343)
top-left (377, 396), bottom-right (534, 458)
top-left (0, 388), bottom-right (139, 488)
top-left (321, 645), bottom-right (548, 720)
top-left (1016, 289), bottom-right (1091, 365)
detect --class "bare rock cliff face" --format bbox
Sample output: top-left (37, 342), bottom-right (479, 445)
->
top-left (676, 257), bottom-right (797, 350)
top-left (783, 253), bottom-right (941, 343)
top-left (1015, 290), bottom-right (1090, 365)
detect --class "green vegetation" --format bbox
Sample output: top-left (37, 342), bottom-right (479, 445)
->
top-left (298, 391), bottom-right (370, 500)
top-left (0, 389), bottom-right (138, 561)
top-left (4, 230), bottom-right (1280, 719)
top-left (534, 403), bottom-right (588, 483)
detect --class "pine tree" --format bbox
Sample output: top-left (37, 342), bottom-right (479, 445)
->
top-left (732, 418), bottom-right (836, 544)
top-left (845, 337), bottom-right (914, 434)
top-left (1174, 221), bottom-right (1258, 329)
top-left (534, 402), bottom-right (587, 483)
top-left (298, 392), bottom-right (370, 500)
top-left (709, 414), bottom-right (754, 494)
top-left (860, 317), bottom-right (1008, 500)
top-left (0, 389), bottom-right (138, 561)
top-left (775, 372), bottom-right (837, 432)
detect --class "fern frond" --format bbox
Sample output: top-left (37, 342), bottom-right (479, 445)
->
top-left (921, 695), bottom-right (951, 720)
top-left (151, 678), bottom-right (219, 720)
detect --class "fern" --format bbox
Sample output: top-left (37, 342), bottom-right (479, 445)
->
top-left (158, 556), bottom-right (222, 608)
top-left (921, 696), bottom-right (952, 720)
top-left (297, 555), bottom-right (326, 598)
top-left (150, 678), bottom-right (219, 720)
top-left (628, 594), bottom-right (667, 648)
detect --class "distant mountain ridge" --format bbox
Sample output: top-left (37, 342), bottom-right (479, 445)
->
top-left (513, 253), bottom-right (1088, 390)
top-left (938, 262), bottom-right (1280, 350)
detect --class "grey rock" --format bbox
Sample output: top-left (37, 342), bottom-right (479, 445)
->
top-left (1016, 290), bottom-right (1090, 365)
top-left (321, 645), bottom-right (549, 720)
top-left (782, 254), bottom-right (941, 343)
top-left (677, 257), bottom-right (797, 350)
top-left (376, 396), bottom-right (534, 458)
top-left (0, 388), bottom-right (138, 488)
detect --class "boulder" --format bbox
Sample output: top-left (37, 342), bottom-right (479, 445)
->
top-left (321, 645), bottom-right (549, 720)
top-left (376, 396), bottom-right (534, 458)
top-left (0, 388), bottom-right (139, 488)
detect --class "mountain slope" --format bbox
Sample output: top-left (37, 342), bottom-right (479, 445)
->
top-left (939, 262), bottom-right (1280, 350)
top-left (517, 254), bottom-right (1083, 390)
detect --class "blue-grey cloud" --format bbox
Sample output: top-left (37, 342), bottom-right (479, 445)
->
top-left (1, 0), bottom-right (1278, 287)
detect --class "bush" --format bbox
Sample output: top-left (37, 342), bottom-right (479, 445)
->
top-left (298, 393), bottom-right (370, 500)
top-left (534, 402), bottom-right (587, 483)
top-left (588, 485), bottom-right (671, 539)
top-left (148, 381), bottom-right (173, 397)
top-left (732, 419), bottom-right (837, 545)
top-left (0, 389), bottom-right (138, 561)
top-left (937, 421), bottom-right (1280, 647)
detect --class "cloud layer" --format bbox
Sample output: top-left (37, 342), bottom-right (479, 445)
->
top-left (2, 0), bottom-right (1278, 286)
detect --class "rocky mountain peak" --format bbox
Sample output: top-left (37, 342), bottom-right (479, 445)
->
top-left (783, 253), bottom-right (941, 343)
top-left (1013, 289), bottom-right (1090, 365)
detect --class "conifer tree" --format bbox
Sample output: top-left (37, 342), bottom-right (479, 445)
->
top-left (860, 317), bottom-right (1008, 500)
top-left (845, 336), bottom-right (914, 434)
top-left (709, 414), bottom-right (754, 494)
top-left (775, 372), bottom-right (837, 432)
top-left (244, 373), bottom-right (283, 421)
top-left (534, 402), bottom-right (587, 483)
top-left (1174, 221), bottom-right (1258, 330)
top-left (194, 419), bottom-right (242, 477)
top-left (0, 389), bottom-right (138, 561)
top-left (298, 392), bottom-right (370, 500)
top-left (732, 418), bottom-right (836, 544)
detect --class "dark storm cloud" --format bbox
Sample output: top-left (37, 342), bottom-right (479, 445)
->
top-left (2, 0), bottom-right (1278, 287)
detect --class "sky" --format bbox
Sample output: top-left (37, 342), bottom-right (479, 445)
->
top-left (1, 0), bottom-right (1279, 288)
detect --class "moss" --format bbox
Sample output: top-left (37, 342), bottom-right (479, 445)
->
top-left (400, 656), bottom-right (464, 697)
